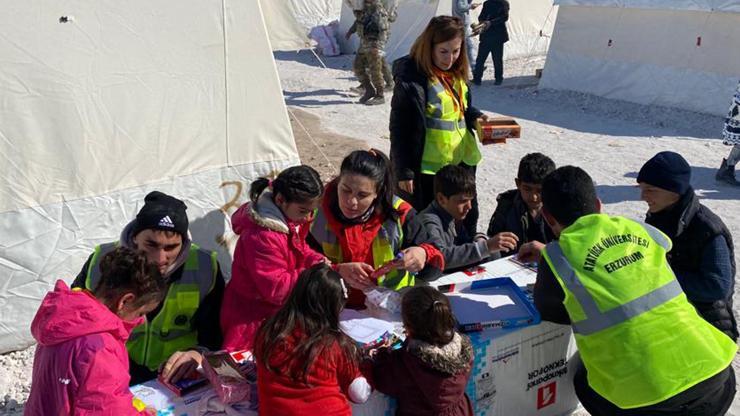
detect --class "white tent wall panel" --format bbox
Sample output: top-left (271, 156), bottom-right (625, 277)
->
top-left (541, 6), bottom-right (740, 116)
top-left (554, 0), bottom-right (740, 14)
top-left (339, 0), bottom-right (556, 63)
top-left (0, 0), bottom-right (300, 353)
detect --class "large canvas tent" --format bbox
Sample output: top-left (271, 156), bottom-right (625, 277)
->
top-left (260, 0), bottom-right (342, 51)
top-left (338, 0), bottom-right (557, 62)
top-left (540, 0), bottom-right (740, 116)
top-left (0, 1), bottom-right (299, 353)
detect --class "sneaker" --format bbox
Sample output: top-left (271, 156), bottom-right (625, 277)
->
top-left (348, 84), bottom-right (364, 95)
top-left (716, 159), bottom-right (740, 186)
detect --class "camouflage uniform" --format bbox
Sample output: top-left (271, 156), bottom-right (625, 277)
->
top-left (350, 0), bottom-right (396, 101)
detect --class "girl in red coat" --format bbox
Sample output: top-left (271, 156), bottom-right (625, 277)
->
top-left (365, 286), bottom-right (474, 416)
top-left (221, 165), bottom-right (326, 352)
top-left (25, 247), bottom-right (165, 416)
top-left (254, 263), bottom-right (371, 415)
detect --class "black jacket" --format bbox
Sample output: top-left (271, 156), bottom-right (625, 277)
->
top-left (486, 189), bottom-right (554, 252)
top-left (72, 251), bottom-right (225, 384)
top-left (389, 56), bottom-right (483, 182)
top-left (405, 201), bottom-right (490, 281)
top-left (646, 191), bottom-right (738, 340)
top-left (478, 0), bottom-right (509, 43)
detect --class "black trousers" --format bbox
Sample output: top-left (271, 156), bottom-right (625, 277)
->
top-left (401, 163), bottom-right (480, 236)
top-left (574, 362), bottom-right (736, 416)
top-left (473, 39), bottom-right (504, 82)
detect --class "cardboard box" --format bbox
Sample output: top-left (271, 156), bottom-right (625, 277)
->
top-left (476, 117), bottom-right (521, 145)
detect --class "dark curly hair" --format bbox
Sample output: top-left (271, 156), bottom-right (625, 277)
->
top-left (249, 165), bottom-right (323, 204)
top-left (94, 247), bottom-right (166, 308)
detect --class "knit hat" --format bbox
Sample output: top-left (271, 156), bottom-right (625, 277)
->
top-left (637, 151), bottom-right (692, 195)
top-left (132, 191), bottom-right (188, 237)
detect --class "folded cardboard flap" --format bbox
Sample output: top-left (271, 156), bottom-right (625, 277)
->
top-left (476, 117), bottom-right (521, 145)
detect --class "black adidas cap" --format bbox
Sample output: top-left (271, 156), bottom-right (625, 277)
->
top-left (132, 191), bottom-right (188, 237)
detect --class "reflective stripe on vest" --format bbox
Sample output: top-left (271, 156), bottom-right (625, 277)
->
top-left (311, 197), bottom-right (414, 290)
top-left (85, 242), bottom-right (217, 370)
top-left (421, 78), bottom-right (481, 174)
top-left (541, 214), bottom-right (737, 409)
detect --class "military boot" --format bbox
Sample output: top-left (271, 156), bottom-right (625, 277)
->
top-left (359, 82), bottom-right (376, 104)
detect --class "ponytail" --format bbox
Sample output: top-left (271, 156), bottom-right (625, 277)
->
top-left (402, 286), bottom-right (456, 346)
top-left (339, 148), bottom-right (398, 220)
top-left (249, 165), bottom-right (323, 204)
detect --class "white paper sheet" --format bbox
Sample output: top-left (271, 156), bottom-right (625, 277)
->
top-left (339, 309), bottom-right (398, 344)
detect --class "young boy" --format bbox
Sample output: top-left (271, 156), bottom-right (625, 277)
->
top-left (406, 164), bottom-right (519, 281)
top-left (487, 153), bottom-right (556, 253)
top-left (25, 247), bottom-right (165, 415)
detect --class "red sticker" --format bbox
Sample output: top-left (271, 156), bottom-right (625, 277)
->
top-left (537, 382), bottom-right (557, 409)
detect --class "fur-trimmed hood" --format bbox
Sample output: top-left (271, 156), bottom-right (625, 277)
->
top-left (233, 191), bottom-right (290, 235)
top-left (407, 332), bottom-right (473, 375)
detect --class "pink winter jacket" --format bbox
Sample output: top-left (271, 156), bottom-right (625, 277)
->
top-left (220, 191), bottom-right (325, 352)
top-left (24, 280), bottom-right (147, 416)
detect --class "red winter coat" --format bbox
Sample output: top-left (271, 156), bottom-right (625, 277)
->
top-left (220, 192), bottom-right (325, 351)
top-left (24, 281), bottom-right (147, 416)
top-left (256, 329), bottom-right (363, 416)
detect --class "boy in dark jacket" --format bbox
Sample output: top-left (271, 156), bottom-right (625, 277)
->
top-left (406, 165), bottom-right (519, 281)
top-left (487, 153), bottom-right (556, 253)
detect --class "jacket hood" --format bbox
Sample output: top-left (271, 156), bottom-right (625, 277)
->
top-left (407, 332), bottom-right (473, 375)
top-left (232, 191), bottom-right (291, 235)
top-left (120, 219), bottom-right (192, 279)
top-left (393, 55), bottom-right (426, 84)
top-left (31, 280), bottom-right (142, 347)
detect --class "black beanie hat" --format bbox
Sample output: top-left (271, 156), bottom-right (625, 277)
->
top-left (637, 151), bottom-right (692, 195)
top-left (133, 191), bottom-right (188, 237)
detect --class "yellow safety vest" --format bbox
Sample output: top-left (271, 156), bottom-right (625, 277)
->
top-left (542, 214), bottom-right (736, 409)
top-left (85, 242), bottom-right (218, 371)
top-left (421, 77), bottom-right (482, 174)
top-left (310, 197), bottom-right (414, 289)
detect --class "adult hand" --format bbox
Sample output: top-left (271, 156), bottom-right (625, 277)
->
top-left (336, 262), bottom-right (375, 290)
top-left (398, 180), bottom-right (414, 194)
top-left (478, 113), bottom-right (490, 123)
top-left (160, 350), bottom-right (203, 384)
top-left (518, 241), bottom-right (546, 263)
top-left (471, 2), bottom-right (481, 9)
top-left (400, 247), bottom-right (427, 273)
top-left (486, 232), bottom-right (519, 253)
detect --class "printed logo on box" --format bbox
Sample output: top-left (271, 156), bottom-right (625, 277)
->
top-left (537, 381), bottom-right (557, 409)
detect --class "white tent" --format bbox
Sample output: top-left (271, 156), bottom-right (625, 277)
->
top-left (0, 1), bottom-right (299, 353)
top-left (260, 0), bottom-right (343, 51)
top-left (338, 0), bottom-right (557, 63)
top-left (540, 0), bottom-right (740, 116)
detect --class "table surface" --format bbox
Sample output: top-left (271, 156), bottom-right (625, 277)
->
top-left (131, 256), bottom-right (549, 414)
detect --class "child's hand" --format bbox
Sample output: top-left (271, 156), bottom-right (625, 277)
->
top-left (486, 232), bottom-right (519, 253)
top-left (518, 241), bottom-right (545, 263)
top-left (400, 247), bottom-right (427, 273)
top-left (337, 262), bottom-right (375, 289)
top-left (160, 350), bottom-right (203, 384)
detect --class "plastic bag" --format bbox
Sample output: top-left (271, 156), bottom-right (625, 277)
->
top-left (201, 351), bottom-right (257, 405)
top-left (308, 21), bottom-right (340, 56)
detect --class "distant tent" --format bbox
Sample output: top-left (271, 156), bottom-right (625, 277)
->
top-left (260, 0), bottom-right (342, 50)
top-left (338, 0), bottom-right (557, 62)
top-left (0, 1), bottom-right (299, 353)
top-left (541, 0), bottom-right (740, 116)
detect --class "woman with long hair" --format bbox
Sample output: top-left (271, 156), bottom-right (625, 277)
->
top-left (389, 15), bottom-right (488, 236)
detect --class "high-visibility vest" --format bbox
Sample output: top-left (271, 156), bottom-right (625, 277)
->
top-left (310, 197), bottom-right (414, 289)
top-left (421, 77), bottom-right (482, 174)
top-left (85, 242), bottom-right (218, 371)
top-left (542, 214), bottom-right (737, 409)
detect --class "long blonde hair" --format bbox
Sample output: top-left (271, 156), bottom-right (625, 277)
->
top-left (409, 16), bottom-right (469, 82)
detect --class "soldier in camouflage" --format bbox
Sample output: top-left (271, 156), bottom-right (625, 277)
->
top-left (346, 0), bottom-right (396, 105)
